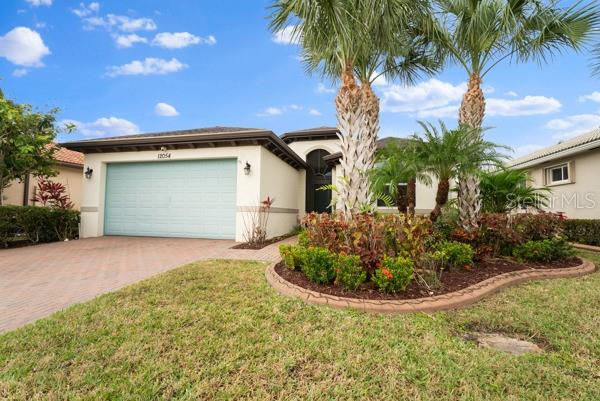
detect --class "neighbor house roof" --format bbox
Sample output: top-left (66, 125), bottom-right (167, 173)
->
top-left (54, 147), bottom-right (84, 167)
top-left (61, 127), bottom-right (308, 170)
top-left (323, 136), bottom-right (410, 166)
top-left (509, 127), bottom-right (600, 169)
top-left (281, 127), bottom-right (339, 143)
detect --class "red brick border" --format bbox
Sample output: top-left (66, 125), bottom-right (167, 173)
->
top-left (265, 259), bottom-right (596, 313)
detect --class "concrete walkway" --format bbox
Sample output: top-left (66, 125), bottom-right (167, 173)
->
top-left (0, 236), bottom-right (293, 333)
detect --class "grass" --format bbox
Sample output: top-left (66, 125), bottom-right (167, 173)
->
top-left (1, 252), bottom-right (599, 400)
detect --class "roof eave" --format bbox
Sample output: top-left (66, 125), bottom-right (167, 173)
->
top-left (61, 131), bottom-right (308, 170)
top-left (510, 141), bottom-right (600, 169)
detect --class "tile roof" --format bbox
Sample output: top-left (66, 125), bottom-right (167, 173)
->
top-left (509, 127), bottom-right (600, 168)
top-left (54, 147), bottom-right (84, 166)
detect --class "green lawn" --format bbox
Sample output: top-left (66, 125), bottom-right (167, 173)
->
top-left (1, 252), bottom-right (600, 401)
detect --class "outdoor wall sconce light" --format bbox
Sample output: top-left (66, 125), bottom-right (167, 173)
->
top-left (244, 162), bottom-right (251, 175)
top-left (84, 167), bottom-right (93, 179)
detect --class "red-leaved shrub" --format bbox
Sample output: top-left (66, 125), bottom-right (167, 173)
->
top-left (302, 212), bottom-right (431, 272)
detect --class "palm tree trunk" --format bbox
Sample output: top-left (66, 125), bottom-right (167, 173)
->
top-left (335, 64), bottom-right (364, 216)
top-left (407, 178), bottom-right (416, 217)
top-left (359, 82), bottom-right (379, 208)
top-left (396, 188), bottom-right (408, 214)
top-left (457, 73), bottom-right (485, 230)
top-left (430, 178), bottom-right (450, 222)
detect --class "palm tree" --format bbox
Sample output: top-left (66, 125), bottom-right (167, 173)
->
top-left (480, 169), bottom-right (550, 213)
top-left (270, 0), bottom-right (438, 214)
top-left (411, 121), bottom-right (507, 222)
top-left (428, 0), bottom-right (599, 228)
top-left (370, 141), bottom-right (431, 215)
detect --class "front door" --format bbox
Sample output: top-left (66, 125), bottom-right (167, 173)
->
top-left (306, 149), bottom-right (332, 213)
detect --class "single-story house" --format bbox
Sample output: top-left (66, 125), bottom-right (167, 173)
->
top-left (62, 126), bottom-right (436, 241)
top-left (509, 127), bottom-right (600, 219)
top-left (2, 146), bottom-right (84, 209)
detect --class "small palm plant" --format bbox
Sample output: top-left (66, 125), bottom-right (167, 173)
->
top-left (480, 169), bottom-right (550, 214)
top-left (411, 121), bottom-right (507, 222)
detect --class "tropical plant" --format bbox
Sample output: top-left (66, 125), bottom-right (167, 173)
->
top-left (479, 169), bottom-right (550, 213)
top-left (334, 254), bottom-right (366, 290)
top-left (411, 121), bottom-right (507, 222)
top-left (372, 255), bottom-right (414, 293)
top-left (428, 0), bottom-right (599, 228)
top-left (32, 179), bottom-right (74, 209)
top-left (0, 95), bottom-right (73, 205)
top-left (370, 140), bottom-right (431, 215)
top-left (241, 196), bottom-right (275, 247)
top-left (270, 0), bottom-right (440, 214)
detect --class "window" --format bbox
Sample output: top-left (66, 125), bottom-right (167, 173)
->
top-left (377, 183), bottom-right (408, 207)
top-left (545, 163), bottom-right (571, 185)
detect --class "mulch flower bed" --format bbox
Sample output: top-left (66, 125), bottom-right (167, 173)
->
top-left (274, 256), bottom-right (582, 301)
top-left (231, 233), bottom-right (295, 250)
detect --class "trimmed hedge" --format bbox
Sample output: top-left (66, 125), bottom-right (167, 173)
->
top-left (563, 219), bottom-right (600, 246)
top-left (0, 205), bottom-right (80, 247)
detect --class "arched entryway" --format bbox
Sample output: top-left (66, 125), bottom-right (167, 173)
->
top-left (306, 149), bottom-right (332, 213)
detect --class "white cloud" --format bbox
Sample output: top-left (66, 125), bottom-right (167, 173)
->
top-left (25, 0), bottom-right (52, 6)
top-left (309, 109), bottom-right (322, 116)
top-left (380, 78), bottom-right (466, 114)
top-left (152, 32), bottom-right (215, 49)
top-left (316, 83), bottom-right (335, 94)
top-left (378, 78), bottom-right (560, 119)
top-left (114, 34), bottom-right (147, 48)
top-left (79, 12), bottom-right (156, 32)
top-left (272, 25), bottom-right (300, 45)
top-left (486, 96), bottom-right (561, 117)
top-left (578, 91), bottom-right (600, 103)
top-left (545, 114), bottom-right (600, 140)
top-left (154, 102), bottom-right (179, 117)
top-left (12, 68), bottom-right (28, 77)
top-left (371, 73), bottom-right (387, 87)
top-left (64, 117), bottom-right (140, 138)
top-left (257, 107), bottom-right (283, 117)
top-left (0, 27), bottom-right (50, 67)
top-left (416, 104), bottom-right (459, 118)
top-left (106, 57), bottom-right (187, 77)
top-left (288, 104), bottom-right (302, 110)
top-left (72, 2), bottom-right (99, 17)
top-left (505, 90), bottom-right (518, 97)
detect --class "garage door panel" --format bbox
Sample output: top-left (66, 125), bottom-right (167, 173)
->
top-left (104, 159), bottom-right (237, 239)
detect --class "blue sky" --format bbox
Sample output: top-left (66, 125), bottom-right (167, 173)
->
top-left (1, 0), bottom-right (599, 158)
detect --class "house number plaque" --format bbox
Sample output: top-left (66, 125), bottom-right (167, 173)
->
top-left (157, 152), bottom-right (171, 159)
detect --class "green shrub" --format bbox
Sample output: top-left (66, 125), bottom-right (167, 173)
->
top-left (372, 256), bottom-right (414, 293)
top-left (431, 241), bottom-right (474, 269)
top-left (563, 219), bottom-right (600, 246)
top-left (334, 254), bottom-right (366, 290)
top-left (301, 247), bottom-right (337, 284)
top-left (297, 229), bottom-right (310, 247)
top-left (279, 244), bottom-right (305, 270)
top-left (512, 238), bottom-right (574, 262)
top-left (0, 205), bottom-right (79, 246)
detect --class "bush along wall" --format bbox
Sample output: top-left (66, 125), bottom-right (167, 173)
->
top-left (563, 219), bottom-right (600, 247)
top-left (0, 205), bottom-right (80, 247)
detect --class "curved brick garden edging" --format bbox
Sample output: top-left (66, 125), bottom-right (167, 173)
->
top-left (265, 259), bottom-right (596, 313)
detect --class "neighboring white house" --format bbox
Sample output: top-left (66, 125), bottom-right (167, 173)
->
top-left (62, 126), bottom-right (436, 242)
top-left (509, 127), bottom-right (600, 219)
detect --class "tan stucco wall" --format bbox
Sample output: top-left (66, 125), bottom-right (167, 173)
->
top-left (1, 165), bottom-right (83, 209)
top-left (524, 148), bottom-right (600, 219)
top-left (258, 147), bottom-right (303, 237)
top-left (79, 146), bottom-right (305, 242)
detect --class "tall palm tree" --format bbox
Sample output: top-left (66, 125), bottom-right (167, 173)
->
top-left (411, 121), bottom-right (507, 222)
top-left (370, 141), bottom-right (431, 215)
top-left (270, 0), bottom-right (437, 214)
top-left (428, 0), bottom-right (599, 228)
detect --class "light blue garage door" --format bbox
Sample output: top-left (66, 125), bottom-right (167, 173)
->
top-left (104, 159), bottom-right (237, 239)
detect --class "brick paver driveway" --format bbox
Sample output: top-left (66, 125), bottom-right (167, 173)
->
top-left (0, 236), bottom-right (290, 333)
